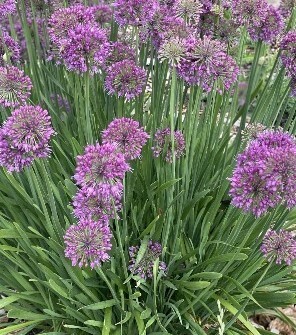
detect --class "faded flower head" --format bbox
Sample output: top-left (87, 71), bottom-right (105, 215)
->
top-left (229, 130), bottom-right (296, 217)
top-left (0, 0), bottom-right (16, 18)
top-left (158, 37), bottom-right (186, 66)
top-left (128, 240), bottom-right (167, 279)
top-left (73, 188), bottom-right (121, 221)
top-left (102, 118), bottom-right (149, 161)
top-left (64, 218), bottom-right (112, 268)
top-left (261, 229), bottom-right (296, 265)
top-left (0, 31), bottom-right (20, 66)
top-left (241, 123), bottom-right (266, 141)
top-left (104, 60), bottom-right (146, 100)
top-left (152, 128), bottom-right (185, 162)
top-left (59, 23), bottom-right (110, 73)
top-left (0, 66), bottom-right (32, 107)
top-left (173, 0), bottom-right (203, 22)
top-left (74, 142), bottom-right (130, 198)
top-left (0, 105), bottom-right (55, 172)
top-left (280, 31), bottom-right (296, 77)
top-left (113, 0), bottom-right (159, 26)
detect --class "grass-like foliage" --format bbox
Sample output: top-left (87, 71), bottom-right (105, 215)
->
top-left (0, 0), bottom-right (296, 334)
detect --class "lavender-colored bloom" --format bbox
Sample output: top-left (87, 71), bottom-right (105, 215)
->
top-left (64, 218), bottom-right (112, 268)
top-left (0, 31), bottom-right (20, 65)
top-left (173, 0), bottom-right (203, 22)
top-left (48, 5), bottom-right (95, 45)
top-left (231, 0), bottom-right (268, 27)
top-left (248, 5), bottom-right (283, 43)
top-left (73, 143), bottom-right (130, 198)
top-left (92, 3), bottom-right (113, 25)
top-left (73, 188), bottom-right (121, 221)
top-left (0, 105), bottom-right (54, 172)
top-left (152, 128), bottom-right (185, 163)
top-left (103, 41), bottom-right (136, 69)
top-left (158, 37), bottom-right (186, 66)
top-left (230, 130), bottom-right (296, 217)
top-left (0, 0), bottom-right (16, 18)
top-left (279, 0), bottom-right (296, 18)
top-left (102, 118), bottom-right (149, 161)
top-left (104, 60), bottom-right (146, 100)
top-left (113, 0), bottom-right (159, 26)
top-left (0, 66), bottom-right (32, 107)
top-left (177, 36), bottom-right (239, 92)
top-left (261, 229), bottom-right (296, 265)
top-left (128, 240), bottom-right (167, 279)
top-left (60, 23), bottom-right (110, 73)
top-left (280, 31), bottom-right (296, 77)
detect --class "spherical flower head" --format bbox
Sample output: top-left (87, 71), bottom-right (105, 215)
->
top-left (104, 60), bottom-right (146, 100)
top-left (158, 37), bottom-right (186, 66)
top-left (74, 142), bottom-right (130, 198)
top-left (241, 123), bottom-right (267, 142)
top-left (152, 128), bottom-right (185, 163)
top-left (113, 0), bottom-right (159, 26)
top-left (248, 5), bottom-right (284, 44)
top-left (280, 31), bottom-right (296, 77)
top-left (0, 66), bottom-right (32, 107)
top-left (231, 0), bottom-right (268, 27)
top-left (102, 118), bottom-right (149, 161)
top-left (128, 240), bottom-right (167, 279)
top-left (173, 0), bottom-right (203, 22)
top-left (60, 23), bottom-right (110, 74)
top-left (279, 0), bottom-right (296, 18)
top-left (48, 5), bottom-right (95, 45)
top-left (229, 130), bottom-right (296, 217)
top-left (0, 0), bottom-right (16, 18)
top-left (103, 41), bottom-right (136, 69)
top-left (92, 3), bottom-right (113, 25)
top-left (64, 218), bottom-right (112, 268)
top-left (177, 36), bottom-right (239, 92)
top-left (2, 105), bottom-right (55, 154)
top-left (0, 31), bottom-right (20, 66)
top-left (73, 188), bottom-right (122, 221)
top-left (261, 229), bottom-right (296, 265)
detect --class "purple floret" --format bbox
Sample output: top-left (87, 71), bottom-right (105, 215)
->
top-left (0, 0), bottom-right (16, 18)
top-left (0, 31), bottom-right (20, 66)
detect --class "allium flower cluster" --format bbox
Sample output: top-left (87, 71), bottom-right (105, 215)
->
top-left (104, 60), bottom-right (146, 100)
top-left (173, 0), bottom-right (203, 24)
top-left (229, 130), bottom-right (296, 217)
top-left (0, 105), bottom-right (55, 172)
top-left (103, 41), bottom-right (136, 69)
top-left (0, 0), bottom-right (16, 18)
top-left (128, 240), bottom-right (167, 279)
top-left (0, 31), bottom-right (20, 65)
top-left (60, 24), bottom-right (110, 73)
top-left (113, 0), bottom-right (159, 26)
top-left (0, 66), bottom-right (32, 107)
top-left (92, 3), bottom-right (113, 25)
top-left (279, 0), bottom-right (296, 18)
top-left (261, 229), bottom-right (296, 265)
top-left (74, 142), bottom-right (130, 198)
top-left (177, 36), bottom-right (239, 92)
top-left (280, 31), bottom-right (296, 77)
top-left (64, 218), bottom-right (112, 268)
top-left (158, 37), bottom-right (186, 66)
top-left (152, 128), bottom-right (186, 162)
top-left (102, 118), bottom-right (149, 161)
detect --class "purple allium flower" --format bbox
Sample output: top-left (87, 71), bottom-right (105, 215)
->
top-left (231, 0), bottom-right (268, 27)
top-left (158, 37), bottom-right (186, 66)
top-left (177, 36), bottom-right (239, 92)
top-left (0, 0), bottom-right (16, 18)
top-left (261, 229), bottom-right (296, 265)
top-left (60, 23), bottom-right (110, 73)
top-left (0, 105), bottom-right (54, 172)
top-left (152, 128), bottom-right (185, 163)
top-left (173, 0), bottom-right (203, 22)
top-left (0, 66), bottom-right (32, 107)
top-left (103, 41), bottom-right (136, 69)
top-left (280, 31), bottom-right (296, 77)
top-left (229, 130), bottom-right (296, 217)
top-left (48, 5), bottom-right (95, 45)
top-left (248, 5), bottom-right (283, 43)
top-left (73, 142), bottom-right (130, 198)
top-left (73, 188), bottom-right (121, 221)
top-left (128, 240), bottom-right (167, 279)
top-left (104, 60), bottom-right (146, 100)
top-left (92, 3), bottom-right (113, 25)
top-left (64, 218), bottom-right (112, 268)
top-left (102, 118), bottom-right (149, 161)
top-left (279, 0), bottom-right (296, 18)
top-left (113, 0), bottom-right (159, 26)
top-left (0, 31), bottom-right (20, 66)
